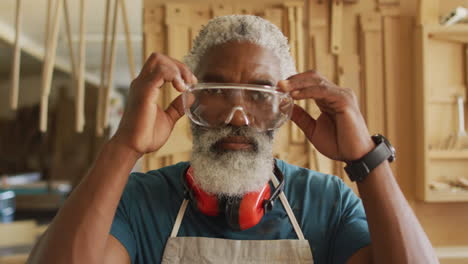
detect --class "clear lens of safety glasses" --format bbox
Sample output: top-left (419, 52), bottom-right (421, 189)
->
top-left (182, 83), bottom-right (294, 131)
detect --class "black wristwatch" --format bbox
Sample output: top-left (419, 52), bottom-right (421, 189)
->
top-left (344, 134), bottom-right (396, 183)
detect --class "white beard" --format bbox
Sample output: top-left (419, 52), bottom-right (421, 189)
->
top-left (190, 124), bottom-right (275, 197)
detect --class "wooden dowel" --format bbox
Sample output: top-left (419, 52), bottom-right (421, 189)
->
top-left (44, 0), bottom-right (51, 49)
top-left (119, 0), bottom-right (136, 80)
top-left (40, 0), bottom-right (63, 132)
top-left (76, 0), bottom-right (87, 132)
top-left (10, 0), bottom-right (22, 110)
top-left (102, 0), bottom-right (120, 131)
top-left (96, 0), bottom-right (112, 136)
top-left (63, 0), bottom-right (77, 79)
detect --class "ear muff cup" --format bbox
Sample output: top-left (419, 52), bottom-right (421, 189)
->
top-left (224, 184), bottom-right (271, 231)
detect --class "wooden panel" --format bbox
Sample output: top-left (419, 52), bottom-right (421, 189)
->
top-left (382, 16), bottom-right (401, 179)
top-left (359, 14), bottom-right (386, 135)
top-left (212, 3), bottom-right (233, 17)
top-left (264, 8), bottom-right (284, 30)
top-left (418, 0), bottom-right (439, 25)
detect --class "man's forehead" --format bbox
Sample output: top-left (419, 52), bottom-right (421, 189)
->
top-left (198, 41), bottom-right (282, 85)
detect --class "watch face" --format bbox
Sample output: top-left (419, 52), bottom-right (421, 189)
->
top-left (373, 134), bottom-right (396, 162)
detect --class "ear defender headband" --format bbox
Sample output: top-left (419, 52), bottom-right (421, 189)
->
top-left (183, 162), bottom-right (285, 231)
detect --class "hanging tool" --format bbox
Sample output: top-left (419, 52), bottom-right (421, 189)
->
top-left (76, 0), bottom-right (87, 132)
top-left (446, 96), bottom-right (468, 149)
top-left (97, 0), bottom-right (112, 136)
top-left (120, 0), bottom-right (136, 80)
top-left (63, 0), bottom-right (77, 80)
top-left (102, 0), bottom-right (120, 131)
top-left (40, 0), bottom-right (63, 132)
top-left (10, 0), bottom-right (22, 110)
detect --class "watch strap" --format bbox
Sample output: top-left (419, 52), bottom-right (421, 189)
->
top-left (344, 141), bottom-right (393, 182)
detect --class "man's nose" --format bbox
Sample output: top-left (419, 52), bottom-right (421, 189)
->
top-left (227, 107), bottom-right (249, 127)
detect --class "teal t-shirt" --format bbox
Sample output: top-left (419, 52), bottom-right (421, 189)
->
top-left (110, 159), bottom-right (370, 264)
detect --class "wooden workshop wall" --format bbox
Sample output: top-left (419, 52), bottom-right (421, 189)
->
top-left (142, 0), bottom-right (468, 248)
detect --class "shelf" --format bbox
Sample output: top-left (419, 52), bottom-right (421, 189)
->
top-left (426, 189), bottom-right (468, 202)
top-left (429, 150), bottom-right (468, 159)
top-left (428, 24), bottom-right (468, 44)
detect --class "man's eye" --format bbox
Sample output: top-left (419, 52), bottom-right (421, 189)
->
top-left (203, 89), bottom-right (223, 95)
top-left (250, 91), bottom-right (272, 101)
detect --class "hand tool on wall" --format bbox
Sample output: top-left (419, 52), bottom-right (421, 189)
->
top-left (97, 0), bottom-right (112, 136)
top-left (10, 0), bottom-right (22, 110)
top-left (63, 0), bottom-right (77, 80)
top-left (102, 0), bottom-right (120, 132)
top-left (120, 0), bottom-right (136, 80)
top-left (453, 95), bottom-right (468, 149)
top-left (440, 7), bottom-right (467, 26)
top-left (40, 0), bottom-right (63, 132)
top-left (76, 0), bottom-right (87, 132)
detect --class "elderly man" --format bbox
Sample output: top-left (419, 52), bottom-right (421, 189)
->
top-left (28, 15), bottom-right (437, 264)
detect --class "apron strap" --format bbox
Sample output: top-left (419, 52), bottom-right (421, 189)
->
top-left (170, 199), bottom-right (189, 237)
top-left (270, 174), bottom-right (306, 241)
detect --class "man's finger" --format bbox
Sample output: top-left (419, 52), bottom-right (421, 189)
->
top-left (290, 104), bottom-right (317, 138)
top-left (140, 53), bottom-right (159, 76)
top-left (172, 59), bottom-right (197, 86)
top-left (165, 94), bottom-right (185, 126)
top-left (277, 70), bottom-right (325, 92)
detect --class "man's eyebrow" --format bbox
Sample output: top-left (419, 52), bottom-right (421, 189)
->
top-left (201, 73), bottom-right (275, 86)
top-left (201, 73), bottom-right (229, 83)
top-left (249, 79), bottom-right (275, 86)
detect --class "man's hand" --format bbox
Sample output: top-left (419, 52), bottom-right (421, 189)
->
top-left (278, 70), bottom-right (374, 162)
top-left (112, 53), bottom-right (197, 157)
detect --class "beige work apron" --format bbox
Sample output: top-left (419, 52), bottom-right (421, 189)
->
top-left (161, 174), bottom-right (314, 264)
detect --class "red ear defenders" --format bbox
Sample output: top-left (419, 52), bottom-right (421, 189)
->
top-left (183, 162), bottom-right (285, 231)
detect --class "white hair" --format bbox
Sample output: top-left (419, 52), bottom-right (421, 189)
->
top-left (183, 15), bottom-right (297, 80)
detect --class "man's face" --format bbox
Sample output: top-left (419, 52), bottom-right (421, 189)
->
top-left (190, 41), bottom-right (282, 197)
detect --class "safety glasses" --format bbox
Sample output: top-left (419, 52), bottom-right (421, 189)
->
top-left (182, 83), bottom-right (293, 132)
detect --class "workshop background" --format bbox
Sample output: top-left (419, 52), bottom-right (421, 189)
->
top-left (0, 0), bottom-right (467, 263)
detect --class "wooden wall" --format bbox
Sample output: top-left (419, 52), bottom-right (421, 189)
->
top-left (142, 0), bottom-right (468, 256)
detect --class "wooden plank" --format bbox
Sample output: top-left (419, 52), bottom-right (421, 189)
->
top-left (359, 13), bottom-right (386, 135)
top-left (330, 0), bottom-right (343, 54)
